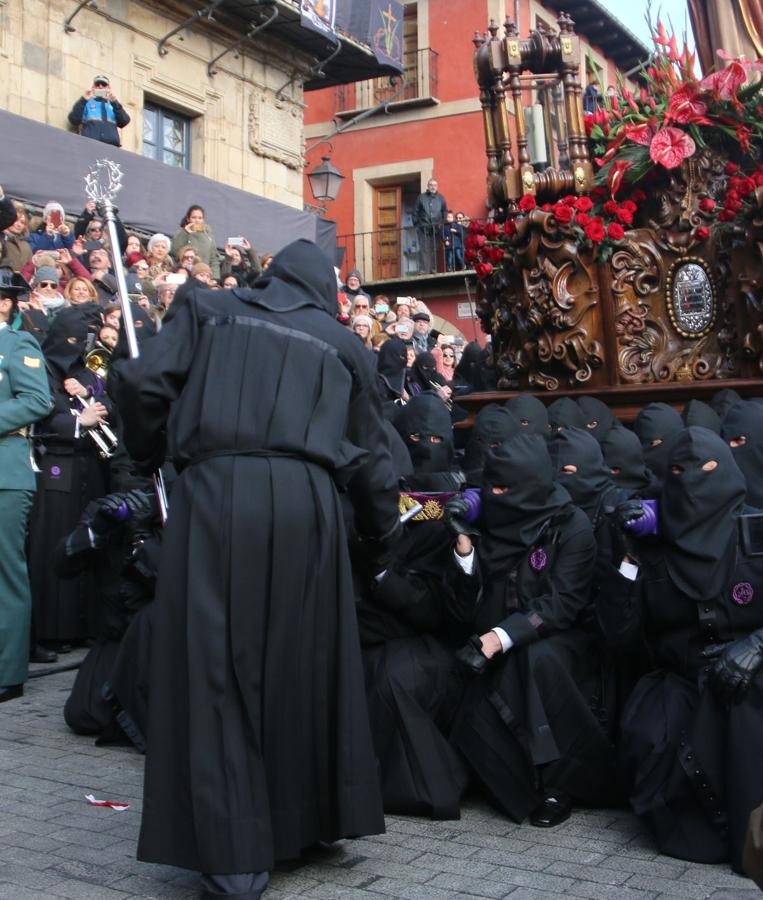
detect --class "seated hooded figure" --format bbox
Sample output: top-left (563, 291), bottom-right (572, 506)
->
top-left (359, 391), bottom-right (472, 820)
top-left (462, 404), bottom-right (520, 487)
top-left (600, 428), bottom-right (763, 873)
top-left (505, 394), bottom-right (549, 438)
top-left (447, 434), bottom-right (614, 829)
top-left (633, 402), bottom-right (684, 482)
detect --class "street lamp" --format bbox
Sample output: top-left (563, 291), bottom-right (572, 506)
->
top-left (307, 155), bottom-right (345, 203)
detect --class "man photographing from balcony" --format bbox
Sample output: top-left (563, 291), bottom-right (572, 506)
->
top-left (68, 75), bottom-right (130, 148)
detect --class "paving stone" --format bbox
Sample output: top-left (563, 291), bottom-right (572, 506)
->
top-left (426, 872), bottom-right (514, 898)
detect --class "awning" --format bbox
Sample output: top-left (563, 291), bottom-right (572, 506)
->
top-left (0, 108), bottom-right (336, 261)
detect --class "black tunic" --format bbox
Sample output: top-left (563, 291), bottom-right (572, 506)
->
top-left (113, 240), bottom-right (400, 875)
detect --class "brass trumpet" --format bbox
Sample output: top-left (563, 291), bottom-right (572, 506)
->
top-left (85, 345), bottom-right (112, 380)
top-left (76, 395), bottom-right (119, 459)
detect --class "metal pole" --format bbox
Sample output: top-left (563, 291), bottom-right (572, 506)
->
top-left (84, 159), bottom-right (169, 523)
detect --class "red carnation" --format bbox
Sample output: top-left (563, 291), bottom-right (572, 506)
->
top-left (615, 207), bottom-right (634, 225)
top-left (552, 203), bottom-right (574, 225)
top-left (575, 212), bottom-right (591, 227)
top-left (695, 226), bottom-right (710, 240)
top-left (584, 218), bottom-right (606, 243)
top-left (603, 200), bottom-right (619, 216)
top-left (649, 127), bottom-right (696, 170)
top-left (607, 222), bottom-right (625, 241)
top-left (725, 162), bottom-right (740, 175)
top-left (474, 262), bottom-right (494, 279)
top-left (574, 196), bottom-right (593, 213)
top-left (699, 198), bottom-right (716, 212)
top-left (518, 194), bottom-right (537, 213)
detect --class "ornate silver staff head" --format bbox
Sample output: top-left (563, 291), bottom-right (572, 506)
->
top-left (84, 159), bottom-right (124, 210)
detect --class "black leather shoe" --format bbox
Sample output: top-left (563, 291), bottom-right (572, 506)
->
top-left (529, 794), bottom-right (572, 828)
top-left (30, 644), bottom-right (58, 664)
top-left (0, 684), bottom-right (23, 703)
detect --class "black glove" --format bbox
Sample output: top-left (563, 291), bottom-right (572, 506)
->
top-left (605, 499), bottom-right (644, 565)
top-left (609, 499), bottom-right (644, 529)
top-left (90, 493), bottom-right (128, 537)
top-left (444, 496), bottom-right (480, 537)
top-left (703, 629), bottom-right (763, 704)
top-left (455, 634), bottom-right (489, 675)
top-left (123, 488), bottom-right (155, 524)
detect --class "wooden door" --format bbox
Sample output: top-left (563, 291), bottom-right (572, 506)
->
top-left (374, 185), bottom-right (402, 280)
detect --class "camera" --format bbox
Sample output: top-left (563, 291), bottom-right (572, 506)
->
top-left (227, 236), bottom-right (246, 248)
top-left (93, 89), bottom-right (109, 100)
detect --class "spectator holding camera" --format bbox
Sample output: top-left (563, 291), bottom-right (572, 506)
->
top-left (68, 75), bottom-right (130, 148)
top-left (28, 202), bottom-right (75, 254)
top-left (171, 205), bottom-right (220, 280)
top-left (221, 237), bottom-right (261, 283)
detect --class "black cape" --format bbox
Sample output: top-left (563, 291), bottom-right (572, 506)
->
top-left (113, 239), bottom-right (400, 874)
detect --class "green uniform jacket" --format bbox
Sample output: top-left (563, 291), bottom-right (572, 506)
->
top-left (0, 325), bottom-right (52, 490)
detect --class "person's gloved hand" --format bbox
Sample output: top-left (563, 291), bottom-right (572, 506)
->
top-left (704, 629), bottom-right (763, 704)
top-left (123, 488), bottom-right (155, 524)
top-left (611, 499), bottom-right (645, 529)
top-left (90, 493), bottom-right (128, 536)
top-left (444, 488), bottom-right (481, 537)
top-left (455, 633), bottom-right (489, 675)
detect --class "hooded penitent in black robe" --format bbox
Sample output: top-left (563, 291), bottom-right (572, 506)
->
top-left (710, 388), bottom-right (743, 421)
top-left (505, 394), bottom-right (549, 437)
top-left (722, 401), bottom-right (763, 508)
top-left (29, 306), bottom-right (111, 642)
top-left (599, 425), bottom-right (656, 495)
top-left (547, 396), bottom-right (586, 434)
top-left (577, 396), bottom-right (617, 442)
top-left (112, 239), bottom-right (401, 875)
top-left (602, 429), bottom-right (763, 871)
top-left (449, 435), bottom-right (613, 821)
top-left (375, 336), bottom-right (407, 422)
top-left (633, 402), bottom-right (684, 481)
top-left (682, 399), bottom-right (722, 434)
top-left (360, 392), bottom-right (470, 819)
top-left (463, 404), bottom-right (520, 486)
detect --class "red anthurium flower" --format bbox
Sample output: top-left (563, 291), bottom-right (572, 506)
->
top-left (700, 61), bottom-right (746, 103)
top-left (666, 83), bottom-right (710, 125)
top-left (608, 160), bottom-right (635, 197)
top-left (649, 127), bottom-right (696, 169)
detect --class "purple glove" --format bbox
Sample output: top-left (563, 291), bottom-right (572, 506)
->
top-left (623, 498), bottom-right (658, 538)
top-left (461, 488), bottom-right (482, 524)
top-left (444, 489), bottom-right (482, 536)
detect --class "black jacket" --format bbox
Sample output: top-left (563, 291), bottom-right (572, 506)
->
top-left (68, 96), bottom-right (130, 147)
top-left (412, 191), bottom-right (448, 230)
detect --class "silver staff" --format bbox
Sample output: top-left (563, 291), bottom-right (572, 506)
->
top-left (84, 159), bottom-right (169, 523)
top-left (84, 159), bottom-right (139, 358)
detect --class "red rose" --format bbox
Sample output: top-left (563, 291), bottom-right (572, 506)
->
top-left (561, 195), bottom-right (577, 207)
top-left (552, 203), bottom-right (574, 225)
top-left (726, 189), bottom-right (740, 203)
top-left (518, 194), bottom-right (537, 212)
top-left (620, 200), bottom-right (637, 213)
top-left (474, 234), bottom-right (486, 248)
top-left (541, 203), bottom-right (553, 211)
top-left (475, 262), bottom-right (494, 279)
top-left (584, 218), bottom-right (606, 242)
top-left (718, 209), bottom-right (736, 222)
top-left (615, 207), bottom-right (634, 225)
top-left (503, 219), bottom-right (516, 237)
top-left (602, 200), bottom-right (619, 216)
top-left (484, 222), bottom-right (501, 238)
top-left (487, 246), bottom-right (505, 264)
top-left (695, 226), bottom-right (710, 240)
top-left (725, 162), bottom-right (740, 175)
top-left (575, 212), bottom-right (591, 227)
top-left (649, 127), bottom-right (696, 169)
top-left (699, 198), bottom-right (716, 212)
top-left (464, 249), bottom-right (478, 263)
top-left (574, 196), bottom-right (593, 213)
top-left (736, 177), bottom-right (756, 197)
top-left (726, 198), bottom-right (743, 212)
top-left (607, 222), bottom-right (625, 240)
top-left (591, 187), bottom-right (608, 200)
top-left (467, 220), bottom-right (484, 233)
top-left (631, 189), bottom-right (647, 203)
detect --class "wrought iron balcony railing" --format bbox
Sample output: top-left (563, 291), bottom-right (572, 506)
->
top-left (337, 223), bottom-right (472, 283)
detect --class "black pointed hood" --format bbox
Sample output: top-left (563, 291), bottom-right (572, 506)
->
top-left (376, 336), bottom-right (407, 398)
top-left (42, 306), bottom-right (90, 376)
top-left (634, 402), bottom-right (684, 479)
top-left (599, 425), bottom-right (653, 493)
top-left (577, 396), bottom-right (617, 441)
top-left (505, 394), bottom-right (549, 436)
top-left (547, 397), bottom-right (586, 433)
top-left (682, 399), bottom-right (721, 434)
top-left (549, 427), bottom-right (616, 522)
top-left (463, 404), bottom-right (520, 485)
top-left (661, 427), bottom-right (746, 601)
top-left (722, 401), bottom-right (763, 507)
top-left (394, 392), bottom-right (454, 475)
top-left (236, 239), bottom-right (338, 315)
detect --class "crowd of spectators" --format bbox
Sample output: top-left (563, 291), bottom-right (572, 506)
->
top-left (1, 184), bottom-right (763, 888)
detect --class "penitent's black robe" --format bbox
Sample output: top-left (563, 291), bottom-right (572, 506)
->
top-left (113, 240), bottom-right (400, 876)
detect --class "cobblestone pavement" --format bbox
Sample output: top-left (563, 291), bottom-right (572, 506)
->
top-left (0, 659), bottom-right (757, 900)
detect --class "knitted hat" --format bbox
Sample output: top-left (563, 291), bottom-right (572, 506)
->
top-left (352, 314), bottom-right (373, 330)
top-left (43, 202), bottom-right (64, 220)
top-left (192, 263), bottom-right (212, 277)
top-left (32, 266), bottom-right (59, 286)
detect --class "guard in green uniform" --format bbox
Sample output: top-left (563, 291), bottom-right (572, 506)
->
top-left (0, 267), bottom-right (52, 702)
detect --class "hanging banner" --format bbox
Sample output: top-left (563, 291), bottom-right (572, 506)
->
top-left (368, 0), bottom-right (404, 69)
top-left (300, 0), bottom-right (337, 40)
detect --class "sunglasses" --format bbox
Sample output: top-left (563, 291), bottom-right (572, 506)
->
top-left (38, 281), bottom-right (57, 289)
top-left (443, 352), bottom-right (455, 358)
top-left (94, 82), bottom-right (108, 88)
top-left (354, 303), bottom-right (369, 309)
